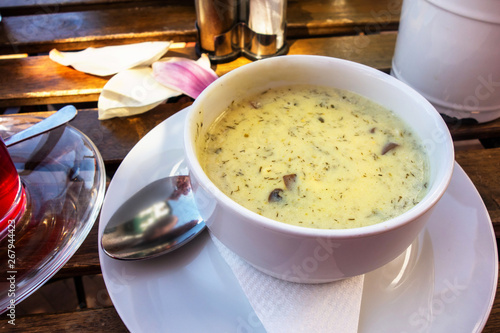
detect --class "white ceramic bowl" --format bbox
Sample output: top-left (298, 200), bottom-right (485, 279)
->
top-left (184, 55), bottom-right (454, 283)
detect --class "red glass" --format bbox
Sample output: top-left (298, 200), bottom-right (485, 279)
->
top-left (0, 137), bottom-right (26, 230)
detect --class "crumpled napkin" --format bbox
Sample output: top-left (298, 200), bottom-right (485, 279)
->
top-left (50, 41), bottom-right (219, 120)
top-left (96, 66), bottom-right (180, 120)
top-left (211, 234), bottom-right (365, 333)
top-left (49, 41), bottom-right (171, 76)
top-left (97, 55), bottom-right (216, 120)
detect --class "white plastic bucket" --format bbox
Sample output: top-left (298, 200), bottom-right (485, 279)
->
top-left (391, 0), bottom-right (500, 123)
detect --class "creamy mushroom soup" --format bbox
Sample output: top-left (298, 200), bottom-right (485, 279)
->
top-left (197, 85), bottom-right (429, 229)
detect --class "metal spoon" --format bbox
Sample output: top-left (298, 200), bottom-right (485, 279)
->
top-left (101, 175), bottom-right (206, 260)
top-left (4, 105), bottom-right (78, 147)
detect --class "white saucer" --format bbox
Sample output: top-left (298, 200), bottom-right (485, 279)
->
top-left (99, 108), bottom-right (498, 332)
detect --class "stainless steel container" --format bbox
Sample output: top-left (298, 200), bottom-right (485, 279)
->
top-left (195, 0), bottom-right (240, 62)
top-left (195, 0), bottom-right (288, 63)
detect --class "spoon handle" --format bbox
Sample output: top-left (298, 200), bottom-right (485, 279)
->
top-left (5, 105), bottom-right (78, 147)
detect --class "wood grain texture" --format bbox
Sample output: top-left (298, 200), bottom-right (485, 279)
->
top-left (456, 148), bottom-right (500, 237)
top-left (0, 306), bottom-right (128, 332)
top-left (0, 5), bottom-right (197, 54)
top-left (68, 97), bottom-right (193, 163)
top-left (485, 281), bottom-right (500, 333)
top-left (0, 0), bottom-right (401, 54)
top-left (286, 0), bottom-right (401, 37)
top-left (0, 0), bottom-right (183, 16)
top-left (215, 32), bottom-right (398, 76)
top-left (450, 118), bottom-right (500, 141)
top-left (0, 55), bottom-right (107, 107)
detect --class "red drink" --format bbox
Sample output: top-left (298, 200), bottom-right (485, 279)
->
top-left (0, 137), bottom-right (26, 227)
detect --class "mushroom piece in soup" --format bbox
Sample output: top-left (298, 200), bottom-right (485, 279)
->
top-left (197, 85), bottom-right (429, 229)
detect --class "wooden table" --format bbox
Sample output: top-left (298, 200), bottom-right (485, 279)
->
top-left (0, 1), bottom-right (498, 331)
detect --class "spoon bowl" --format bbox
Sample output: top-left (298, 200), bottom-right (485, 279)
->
top-left (101, 175), bottom-right (205, 260)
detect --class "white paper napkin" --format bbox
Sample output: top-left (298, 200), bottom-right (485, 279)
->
top-left (97, 55), bottom-right (216, 120)
top-left (211, 234), bottom-right (365, 333)
top-left (50, 41), bottom-right (218, 119)
top-left (97, 66), bottom-right (181, 120)
top-left (49, 41), bottom-right (171, 76)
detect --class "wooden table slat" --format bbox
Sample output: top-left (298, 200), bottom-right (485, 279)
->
top-left (0, 0), bottom-right (184, 17)
top-left (0, 5), bottom-right (197, 55)
top-left (0, 0), bottom-right (401, 55)
top-left (455, 148), bottom-right (500, 237)
top-left (450, 119), bottom-right (500, 141)
top-left (0, 306), bottom-right (128, 332)
top-left (0, 55), bottom-right (108, 107)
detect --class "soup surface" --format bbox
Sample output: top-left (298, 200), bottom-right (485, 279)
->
top-left (197, 85), bottom-right (429, 229)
